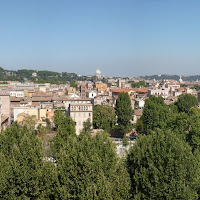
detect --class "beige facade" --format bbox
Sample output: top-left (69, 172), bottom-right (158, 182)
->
top-left (0, 92), bottom-right (11, 129)
top-left (69, 103), bottom-right (93, 135)
top-left (14, 107), bottom-right (46, 122)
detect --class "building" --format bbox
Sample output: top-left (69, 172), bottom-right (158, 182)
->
top-left (135, 98), bottom-right (145, 109)
top-left (9, 90), bottom-right (25, 98)
top-left (165, 83), bottom-right (180, 92)
top-left (0, 91), bottom-right (10, 130)
top-left (13, 107), bottom-right (46, 122)
top-left (32, 72), bottom-right (37, 77)
top-left (148, 88), bottom-right (169, 99)
top-left (95, 68), bottom-right (102, 79)
top-left (63, 98), bottom-right (92, 110)
top-left (87, 90), bottom-right (97, 99)
top-left (68, 103), bottom-right (93, 135)
top-left (95, 82), bottom-right (108, 93)
top-left (121, 83), bottom-right (132, 89)
top-left (79, 84), bottom-right (87, 98)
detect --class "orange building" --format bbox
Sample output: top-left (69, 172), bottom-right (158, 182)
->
top-left (95, 82), bottom-right (108, 93)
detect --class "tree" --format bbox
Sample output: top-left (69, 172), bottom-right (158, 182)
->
top-left (122, 135), bottom-right (129, 146)
top-left (37, 124), bottom-right (48, 141)
top-left (53, 110), bottom-right (76, 137)
top-left (115, 92), bottom-right (133, 133)
top-left (0, 123), bottom-right (45, 199)
top-left (70, 82), bottom-right (77, 88)
top-left (130, 81), bottom-right (146, 88)
top-left (175, 94), bottom-right (198, 113)
top-left (135, 117), bottom-right (144, 134)
top-left (186, 106), bottom-right (200, 151)
top-left (142, 96), bottom-right (170, 133)
top-left (82, 118), bottom-right (92, 133)
top-left (93, 105), bottom-right (116, 131)
top-left (45, 118), bottom-right (51, 131)
top-left (52, 110), bottom-right (76, 154)
top-left (23, 115), bottom-right (37, 131)
top-left (127, 130), bottom-right (200, 199)
top-left (52, 131), bottom-right (131, 199)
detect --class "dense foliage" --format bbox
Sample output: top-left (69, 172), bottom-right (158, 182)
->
top-left (0, 123), bottom-right (45, 199)
top-left (0, 66), bottom-right (95, 83)
top-left (93, 105), bottom-right (116, 131)
top-left (130, 80), bottom-right (147, 88)
top-left (52, 131), bottom-right (131, 199)
top-left (0, 111), bottom-right (131, 199)
top-left (175, 93), bottom-right (198, 113)
top-left (115, 92), bottom-right (133, 133)
top-left (142, 95), bottom-right (170, 133)
top-left (2, 93), bottom-right (200, 199)
top-left (127, 130), bottom-right (200, 200)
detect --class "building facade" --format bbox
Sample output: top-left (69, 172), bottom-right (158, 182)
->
top-left (68, 103), bottom-right (93, 135)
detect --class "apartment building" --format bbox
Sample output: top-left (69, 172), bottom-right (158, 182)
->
top-left (68, 103), bottom-right (93, 135)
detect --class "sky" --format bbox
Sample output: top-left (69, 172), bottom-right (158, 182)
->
top-left (0, 0), bottom-right (200, 77)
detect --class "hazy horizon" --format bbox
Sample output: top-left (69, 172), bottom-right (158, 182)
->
top-left (1, 0), bottom-right (200, 77)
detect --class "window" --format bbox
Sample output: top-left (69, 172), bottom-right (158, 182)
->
top-left (79, 120), bottom-right (81, 125)
top-left (89, 113), bottom-right (91, 117)
top-left (79, 112), bottom-right (81, 117)
top-left (83, 112), bottom-right (85, 117)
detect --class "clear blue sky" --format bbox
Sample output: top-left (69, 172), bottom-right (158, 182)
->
top-left (0, 0), bottom-right (200, 76)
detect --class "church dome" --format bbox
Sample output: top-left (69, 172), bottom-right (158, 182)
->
top-left (95, 68), bottom-right (101, 76)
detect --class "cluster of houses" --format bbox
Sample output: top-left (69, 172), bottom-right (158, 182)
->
top-left (0, 69), bottom-right (199, 135)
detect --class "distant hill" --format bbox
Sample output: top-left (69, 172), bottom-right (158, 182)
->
top-left (141, 74), bottom-right (200, 82)
top-left (0, 67), bottom-right (95, 83)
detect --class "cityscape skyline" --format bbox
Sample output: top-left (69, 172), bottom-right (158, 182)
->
top-left (1, 0), bottom-right (200, 76)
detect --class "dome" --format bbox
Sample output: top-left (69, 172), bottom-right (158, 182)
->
top-left (95, 68), bottom-right (101, 76)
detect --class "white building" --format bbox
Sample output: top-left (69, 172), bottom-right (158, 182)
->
top-left (63, 98), bottom-right (92, 110)
top-left (32, 72), bottom-right (37, 77)
top-left (95, 68), bottom-right (102, 79)
top-left (165, 83), bottom-right (180, 92)
top-left (87, 90), bottom-right (97, 99)
top-left (135, 99), bottom-right (145, 109)
top-left (148, 88), bottom-right (169, 99)
top-left (173, 91), bottom-right (182, 97)
top-left (9, 90), bottom-right (25, 98)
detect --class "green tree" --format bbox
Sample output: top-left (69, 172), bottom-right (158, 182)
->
top-left (52, 131), bottom-right (131, 199)
top-left (45, 118), bottom-right (51, 131)
top-left (52, 110), bottom-right (76, 154)
top-left (175, 93), bottom-right (198, 113)
top-left (130, 81), bottom-right (146, 88)
top-left (122, 135), bottom-right (129, 146)
top-left (194, 84), bottom-right (200, 91)
top-left (127, 130), bottom-right (200, 200)
top-left (70, 82), bottom-right (77, 88)
top-left (93, 105), bottom-right (116, 131)
top-left (187, 106), bottom-right (200, 151)
top-left (135, 117), bottom-right (144, 134)
top-left (115, 92), bottom-right (133, 133)
top-left (82, 118), bottom-right (92, 133)
top-left (142, 96), bottom-right (170, 133)
top-left (53, 110), bottom-right (75, 136)
top-left (37, 124), bottom-right (48, 141)
top-left (0, 123), bottom-right (45, 199)
top-left (23, 115), bottom-right (37, 131)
